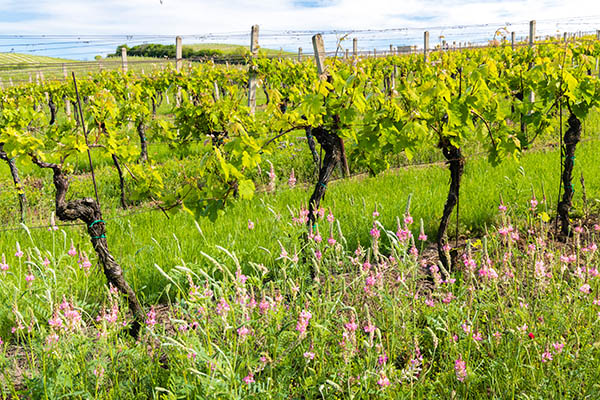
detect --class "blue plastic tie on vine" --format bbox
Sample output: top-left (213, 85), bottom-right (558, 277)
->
top-left (89, 219), bottom-right (105, 228)
top-left (92, 234), bottom-right (106, 239)
top-left (319, 182), bottom-right (327, 189)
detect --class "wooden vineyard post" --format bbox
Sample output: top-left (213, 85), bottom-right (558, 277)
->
top-left (529, 20), bottom-right (536, 103)
top-left (213, 80), bottom-right (220, 101)
top-left (121, 47), bottom-right (128, 73)
top-left (424, 31), bottom-right (430, 62)
top-left (389, 44), bottom-right (394, 56)
top-left (511, 32), bottom-right (515, 50)
top-left (298, 47), bottom-right (302, 62)
top-left (175, 36), bottom-right (183, 72)
top-left (312, 34), bottom-right (327, 77)
top-left (373, 48), bottom-right (377, 58)
top-left (353, 38), bottom-right (358, 59)
top-left (175, 36), bottom-right (183, 107)
top-left (312, 34), bottom-right (350, 177)
top-left (63, 64), bottom-right (71, 119)
top-left (345, 49), bottom-right (349, 60)
top-left (248, 24), bottom-right (259, 115)
top-left (529, 20), bottom-right (536, 48)
top-left (597, 30), bottom-right (600, 40)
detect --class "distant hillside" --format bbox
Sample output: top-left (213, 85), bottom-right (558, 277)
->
top-left (112, 43), bottom-right (292, 59)
top-left (0, 53), bottom-right (72, 66)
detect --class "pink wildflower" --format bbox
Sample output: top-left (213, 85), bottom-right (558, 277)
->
top-left (247, 220), bottom-right (254, 230)
top-left (296, 309), bottom-right (312, 336)
top-left (364, 323), bottom-right (376, 333)
top-left (237, 326), bottom-right (251, 338)
top-left (580, 284), bottom-right (591, 294)
top-left (327, 211), bottom-right (334, 223)
top-left (455, 356), bottom-right (467, 382)
top-left (259, 298), bottom-right (270, 314)
top-left (0, 254), bottom-right (8, 272)
top-left (288, 169), bottom-right (296, 188)
top-left (216, 298), bottom-right (230, 316)
top-left (530, 196), bottom-right (538, 210)
top-left (68, 241), bottom-right (77, 257)
top-left (15, 242), bottom-right (24, 258)
top-left (552, 342), bottom-right (564, 354)
top-left (377, 374), bottom-right (391, 388)
top-left (345, 320), bottom-right (358, 332)
top-left (303, 351), bottom-right (315, 360)
top-left (145, 306), bottom-right (157, 327)
top-left (541, 351), bottom-right (553, 363)
top-left (370, 226), bottom-right (380, 239)
top-left (243, 373), bottom-right (255, 384)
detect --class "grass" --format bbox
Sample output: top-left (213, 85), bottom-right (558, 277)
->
top-left (2, 129), bottom-right (600, 305)
top-left (1, 169), bottom-right (600, 397)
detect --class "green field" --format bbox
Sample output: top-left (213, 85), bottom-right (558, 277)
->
top-left (2, 39), bottom-right (600, 398)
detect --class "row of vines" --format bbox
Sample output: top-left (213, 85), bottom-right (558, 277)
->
top-left (1, 36), bottom-right (600, 332)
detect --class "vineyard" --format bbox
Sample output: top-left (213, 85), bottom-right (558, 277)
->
top-left (2, 24), bottom-right (600, 398)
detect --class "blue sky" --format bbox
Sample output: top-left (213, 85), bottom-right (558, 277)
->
top-left (1, 1), bottom-right (600, 59)
top-left (1, 0), bottom-right (599, 35)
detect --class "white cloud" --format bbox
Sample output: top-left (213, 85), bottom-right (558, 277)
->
top-left (1, 0), bottom-right (600, 59)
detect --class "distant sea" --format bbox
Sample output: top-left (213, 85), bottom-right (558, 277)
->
top-left (1, 17), bottom-right (599, 61)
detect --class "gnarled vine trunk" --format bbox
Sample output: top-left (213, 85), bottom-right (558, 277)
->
top-left (48, 97), bottom-right (57, 126)
top-left (437, 139), bottom-right (465, 269)
top-left (111, 154), bottom-right (128, 209)
top-left (32, 156), bottom-right (143, 336)
top-left (558, 112), bottom-right (581, 237)
top-left (307, 126), bottom-right (342, 228)
top-left (0, 145), bottom-right (26, 222)
top-left (305, 127), bottom-right (321, 175)
top-left (137, 121), bottom-right (148, 163)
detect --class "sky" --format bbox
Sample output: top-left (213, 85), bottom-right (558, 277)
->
top-left (1, 0), bottom-right (600, 59)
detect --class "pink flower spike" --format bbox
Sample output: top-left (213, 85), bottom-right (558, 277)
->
top-left (364, 323), bottom-right (376, 333)
top-left (541, 351), bottom-right (553, 363)
top-left (68, 240), bottom-right (77, 257)
top-left (237, 326), bottom-right (251, 338)
top-left (0, 254), bottom-right (8, 272)
top-left (247, 220), bottom-right (254, 230)
top-left (303, 351), bottom-right (315, 360)
top-left (327, 211), bottom-right (334, 223)
top-left (377, 374), bottom-right (391, 388)
top-left (370, 226), bottom-right (380, 239)
top-left (498, 203), bottom-right (507, 212)
top-left (288, 169), bottom-right (296, 188)
top-left (552, 342), bottom-right (564, 354)
top-left (15, 242), bottom-right (24, 258)
top-left (530, 197), bottom-right (538, 210)
top-left (243, 373), bottom-right (255, 384)
top-left (579, 284), bottom-right (591, 294)
top-left (455, 356), bottom-right (467, 382)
